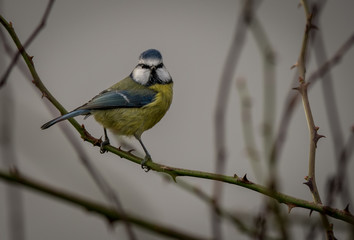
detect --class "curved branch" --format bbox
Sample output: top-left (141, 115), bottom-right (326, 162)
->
top-left (296, 2), bottom-right (335, 239)
top-left (0, 0), bottom-right (55, 87)
top-left (0, 170), bottom-right (209, 240)
top-left (1, 12), bottom-right (353, 230)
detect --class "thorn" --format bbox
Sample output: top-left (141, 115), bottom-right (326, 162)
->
top-left (104, 216), bottom-right (118, 227)
top-left (313, 126), bottom-right (325, 147)
top-left (292, 86), bottom-right (300, 91)
top-left (290, 62), bottom-right (298, 69)
top-left (9, 166), bottom-right (20, 176)
top-left (170, 174), bottom-right (177, 183)
top-left (310, 24), bottom-right (318, 30)
top-left (233, 173), bottom-right (239, 179)
top-left (160, 166), bottom-right (177, 182)
top-left (287, 203), bottom-right (296, 213)
top-left (317, 134), bottom-right (326, 139)
top-left (303, 177), bottom-right (314, 192)
top-left (241, 174), bottom-right (251, 184)
top-left (9, 21), bottom-right (13, 27)
top-left (93, 137), bottom-right (101, 146)
top-left (309, 209), bottom-right (313, 217)
top-left (344, 204), bottom-right (351, 214)
top-left (299, 76), bottom-right (305, 84)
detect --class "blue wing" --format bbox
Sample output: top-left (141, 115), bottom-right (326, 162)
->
top-left (78, 89), bottom-right (156, 110)
top-left (41, 89), bottom-right (156, 129)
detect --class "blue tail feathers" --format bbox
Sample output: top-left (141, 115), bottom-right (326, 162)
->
top-left (41, 109), bottom-right (90, 129)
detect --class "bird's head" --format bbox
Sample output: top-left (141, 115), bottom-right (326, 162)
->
top-left (131, 49), bottom-right (172, 86)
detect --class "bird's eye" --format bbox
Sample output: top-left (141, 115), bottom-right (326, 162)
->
top-left (156, 63), bottom-right (163, 69)
top-left (140, 64), bottom-right (150, 69)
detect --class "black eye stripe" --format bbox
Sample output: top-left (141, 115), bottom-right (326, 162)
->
top-left (138, 63), bottom-right (164, 69)
top-left (140, 64), bottom-right (150, 69)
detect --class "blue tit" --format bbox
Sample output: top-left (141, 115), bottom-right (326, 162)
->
top-left (41, 49), bottom-right (173, 170)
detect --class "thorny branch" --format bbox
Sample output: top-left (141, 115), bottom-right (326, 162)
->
top-left (0, 0), bottom-right (55, 88)
top-left (0, 3), bottom-right (137, 238)
top-left (1, 2), bottom-right (354, 239)
top-left (295, 1), bottom-right (335, 239)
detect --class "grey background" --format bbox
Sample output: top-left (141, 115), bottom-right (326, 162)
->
top-left (1, 0), bottom-right (354, 239)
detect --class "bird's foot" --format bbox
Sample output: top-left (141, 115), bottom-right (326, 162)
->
top-left (100, 138), bottom-right (110, 154)
top-left (141, 154), bottom-right (152, 172)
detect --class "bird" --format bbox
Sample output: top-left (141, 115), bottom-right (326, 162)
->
top-left (41, 49), bottom-right (173, 171)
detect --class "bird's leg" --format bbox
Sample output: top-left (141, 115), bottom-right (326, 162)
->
top-left (134, 134), bottom-right (152, 172)
top-left (100, 128), bottom-right (110, 154)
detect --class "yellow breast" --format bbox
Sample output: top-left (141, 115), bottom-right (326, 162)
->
top-left (93, 82), bottom-right (173, 137)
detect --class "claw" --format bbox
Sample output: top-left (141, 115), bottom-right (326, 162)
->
top-left (141, 154), bottom-right (152, 172)
top-left (100, 128), bottom-right (110, 154)
top-left (100, 138), bottom-right (110, 154)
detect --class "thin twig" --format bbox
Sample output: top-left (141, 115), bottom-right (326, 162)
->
top-left (236, 78), bottom-right (262, 180)
top-left (0, 170), bottom-right (209, 240)
top-left (249, 9), bottom-right (290, 240)
top-left (249, 15), bottom-right (276, 171)
top-left (213, 1), bottom-right (255, 238)
top-left (56, 122), bottom-right (137, 239)
top-left (1, 160), bottom-right (353, 225)
top-left (295, 1), bottom-right (335, 239)
top-left (0, 0), bottom-right (55, 88)
top-left (0, 83), bottom-right (25, 240)
top-left (329, 128), bottom-right (354, 206)
top-left (168, 177), bottom-right (281, 240)
top-left (310, 1), bottom-right (352, 207)
top-left (1, 10), bottom-right (354, 233)
top-left (0, 9), bottom-right (137, 239)
top-left (270, 32), bottom-right (354, 169)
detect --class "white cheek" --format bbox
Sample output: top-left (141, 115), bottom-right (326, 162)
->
top-left (156, 67), bottom-right (172, 83)
top-left (132, 68), bottom-right (150, 85)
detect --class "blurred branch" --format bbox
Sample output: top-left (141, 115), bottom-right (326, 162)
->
top-left (0, 170), bottom-right (209, 240)
top-left (295, 2), bottom-right (335, 239)
top-left (249, 15), bottom-right (276, 171)
top-left (213, 1), bottom-right (256, 238)
top-left (270, 31), bottom-right (354, 170)
top-left (327, 128), bottom-right (354, 206)
top-left (1, 160), bottom-right (353, 225)
top-left (236, 78), bottom-right (262, 181)
top-left (310, 0), bottom-right (352, 208)
top-left (1, 12), bottom-right (353, 228)
top-left (0, 1), bottom-right (56, 239)
top-left (0, 75), bottom-right (25, 240)
top-left (249, 12), bottom-right (290, 240)
top-left (0, 7), bottom-right (137, 238)
top-left (308, 33), bottom-right (354, 84)
top-left (168, 177), bottom-right (280, 240)
top-left (57, 123), bottom-right (137, 239)
top-left (0, 0), bottom-right (55, 88)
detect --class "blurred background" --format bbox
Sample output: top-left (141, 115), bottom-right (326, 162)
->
top-left (1, 0), bottom-right (354, 239)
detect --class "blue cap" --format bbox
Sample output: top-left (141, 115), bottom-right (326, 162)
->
top-left (139, 49), bottom-right (162, 60)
